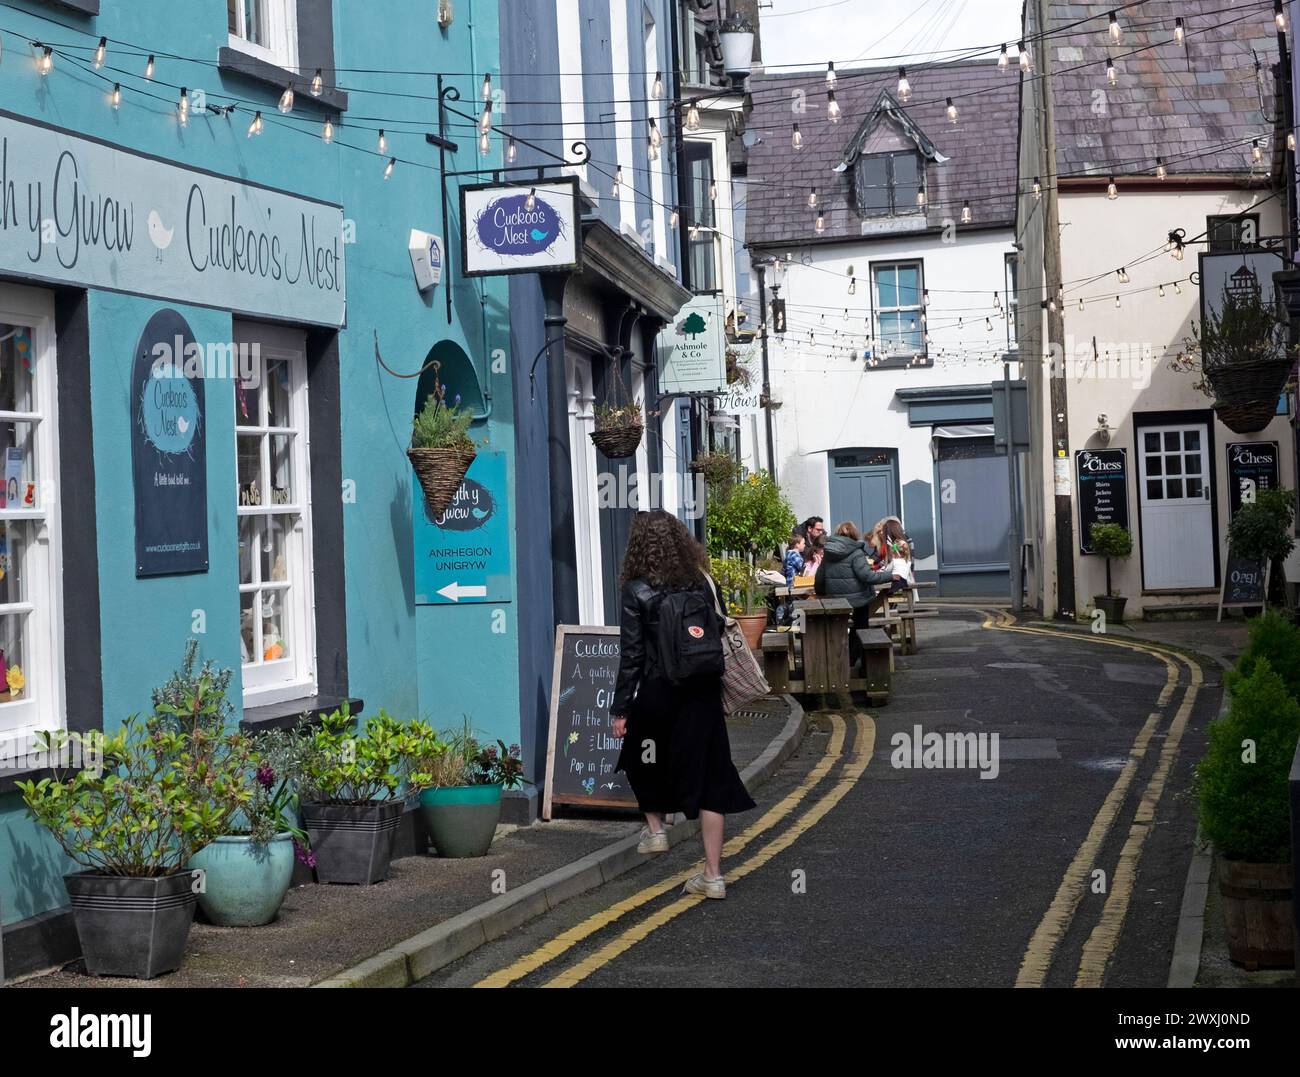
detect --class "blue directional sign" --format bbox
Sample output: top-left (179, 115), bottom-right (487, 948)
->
top-left (413, 450), bottom-right (512, 605)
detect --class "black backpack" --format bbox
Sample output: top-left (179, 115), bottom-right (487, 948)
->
top-left (655, 579), bottom-right (724, 683)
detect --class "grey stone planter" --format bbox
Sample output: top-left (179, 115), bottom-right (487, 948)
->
top-left (63, 870), bottom-right (198, 979)
top-left (1094, 594), bottom-right (1128, 624)
top-left (302, 800), bottom-right (404, 884)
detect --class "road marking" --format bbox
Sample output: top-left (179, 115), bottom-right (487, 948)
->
top-left (473, 714), bottom-right (849, 988)
top-left (973, 608), bottom-right (1203, 987)
top-left (542, 713), bottom-right (875, 988)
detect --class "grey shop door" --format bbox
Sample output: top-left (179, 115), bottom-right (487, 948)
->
top-left (828, 449), bottom-right (899, 534)
top-left (935, 436), bottom-right (1010, 595)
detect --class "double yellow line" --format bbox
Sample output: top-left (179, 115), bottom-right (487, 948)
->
top-left (976, 608), bottom-right (1202, 988)
top-left (476, 712), bottom-right (874, 988)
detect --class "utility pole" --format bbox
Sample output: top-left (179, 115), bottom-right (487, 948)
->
top-left (755, 260), bottom-right (777, 479)
top-left (1037, 0), bottom-right (1076, 619)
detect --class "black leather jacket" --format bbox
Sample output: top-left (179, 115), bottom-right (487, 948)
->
top-left (611, 576), bottom-right (711, 715)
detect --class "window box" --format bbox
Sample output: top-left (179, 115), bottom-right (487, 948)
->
top-left (217, 47), bottom-right (348, 113)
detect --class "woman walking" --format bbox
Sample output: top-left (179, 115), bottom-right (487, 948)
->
top-left (611, 510), bottom-right (755, 899)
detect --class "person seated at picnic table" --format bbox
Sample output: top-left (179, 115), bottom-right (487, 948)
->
top-left (813, 521), bottom-right (903, 662)
top-left (797, 516), bottom-right (827, 577)
top-left (872, 517), bottom-right (914, 595)
top-left (777, 531), bottom-right (806, 626)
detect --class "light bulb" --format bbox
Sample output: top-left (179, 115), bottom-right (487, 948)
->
top-left (94, 36), bottom-right (106, 69)
top-left (1117, 267), bottom-right (1129, 283)
top-left (1078, 297), bottom-right (1085, 311)
top-left (923, 289), bottom-right (930, 307)
top-left (525, 188), bottom-right (537, 211)
top-left (1251, 139), bottom-right (1263, 162)
top-left (144, 54), bottom-right (154, 80)
top-left (481, 73), bottom-right (492, 101)
top-left (897, 67), bottom-right (910, 103)
top-left (178, 88), bottom-right (189, 126)
top-left (669, 206), bottom-right (679, 227)
top-left (506, 137), bottom-right (517, 163)
top-left (1290, 133), bottom-right (1297, 152)
top-left (685, 104), bottom-right (700, 131)
top-left (652, 72), bottom-right (664, 99)
top-left (848, 277), bottom-right (856, 295)
top-left (961, 201), bottom-right (972, 224)
top-left (649, 118), bottom-right (662, 148)
top-left (1032, 176), bottom-right (1042, 198)
top-left (1172, 244), bottom-right (1184, 261)
top-left (612, 167), bottom-right (622, 197)
top-left (110, 83), bottom-right (121, 110)
top-left (322, 118), bottom-right (334, 143)
top-left (1019, 41), bottom-right (1031, 72)
top-left (808, 186), bottom-right (817, 208)
top-left (1109, 10), bottom-right (1121, 41)
top-left (1106, 176), bottom-right (1118, 199)
top-left (844, 308), bottom-right (850, 321)
top-left (1156, 157), bottom-right (1167, 179)
top-left (689, 221), bottom-right (700, 240)
top-left (1159, 284), bottom-right (1166, 297)
top-left (384, 157), bottom-right (396, 180)
top-left (826, 90), bottom-right (841, 123)
top-left (247, 111), bottom-right (263, 138)
top-left (709, 180), bottom-right (717, 201)
top-left (998, 43), bottom-right (1009, 71)
top-left (917, 187), bottom-right (926, 208)
top-left (1115, 295), bottom-right (1121, 308)
top-left (1276, 1), bottom-right (1286, 31)
top-left (1048, 298), bottom-right (1056, 313)
top-left (985, 318), bottom-right (993, 332)
top-left (947, 97), bottom-right (957, 123)
top-left (311, 69), bottom-right (324, 96)
top-left (826, 61), bottom-right (837, 89)
top-left (479, 130), bottom-right (491, 156)
top-left (1174, 17), bottom-right (1185, 45)
top-left (278, 86), bottom-right (294, 114)
top-left (479, 102), bottom-right (492, 135)
top-left (1175, 281), bottom-right (1182, 294)
top-left (791, 123), bottom-right (803, 150)
top-left (994, 292), bottom-right (1002, 311)
top-left (378, 129), bottom-right (387, 153)
top-left (815, 212), bottom-right (825, 235)
top-left (648, 138), bottom-right (658, 162)
top-left (38, 46), bottom-right (53, 76)
top-left (1107, 55), bottom-right (1117, 85)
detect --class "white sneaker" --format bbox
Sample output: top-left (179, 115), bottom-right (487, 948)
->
top-left (683, 872), bottom-right (726, 899)
top-left (637, 827), bottom-right (669, 854)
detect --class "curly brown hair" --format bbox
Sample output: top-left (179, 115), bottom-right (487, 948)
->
top-left (620, 510), bottom-right (708, 588)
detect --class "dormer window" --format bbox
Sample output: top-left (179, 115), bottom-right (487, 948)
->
top-left (854, 152), bottom-right (922, 218)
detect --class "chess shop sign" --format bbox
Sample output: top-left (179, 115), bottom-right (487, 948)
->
top-left (0, 112), bottom-right (346, 327)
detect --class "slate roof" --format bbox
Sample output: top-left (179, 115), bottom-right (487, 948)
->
top-left (744, 60), bottom-right (1019, 247)
top-left (1045, 0), bottom-right (1278, 179)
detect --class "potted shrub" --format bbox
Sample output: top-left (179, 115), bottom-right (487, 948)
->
top-left (1195, 655), bottom-right (1299, 968)
top-left (1227, 487), bottom-right (1296, 609)
top-left (710, 554), bottom-right (769, 649)
top-left (590, 401), bottom-right (644, 459)
top-left (411, 717), bottom-right (524, 858)
top-left (291, 707), bottom-right (418, 885)
top-left (17, 714), bottom-right (251, 979)
top-left (1089, 522), bottom-right (1133, 624)
top-left (409, 361), bottom-right (478, 517)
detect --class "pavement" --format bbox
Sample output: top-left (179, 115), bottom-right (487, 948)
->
top-left (13, 696), bottom-right (803, 988)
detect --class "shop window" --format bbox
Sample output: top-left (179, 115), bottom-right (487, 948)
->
top-left (872, 261), bottom-right (925, 355)
top-left (228, 0), bottom-right (299, 71)
top-left (0, 292), bottom-right (64, 744)
top-left (235, 323), bottom-right (315, 704)
top-left (1206, 214), bottom-right (1259, 252)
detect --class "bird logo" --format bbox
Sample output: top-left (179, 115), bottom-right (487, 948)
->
top-left (147, 210), bottom-right (174, 262)
top-left (529, 228), bottom-right (549, 242)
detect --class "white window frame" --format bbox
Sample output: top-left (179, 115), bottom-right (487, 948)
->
top-left (0, 285), bottom-right (65, 746)
top-left (228, 0), bottom-right (300, 72)
top-left (566, 350), bottom-right (605, 625)
top-left (872, 260), bottom-right (926, 357)
top-left (234, 322), bottom-right (316, 706)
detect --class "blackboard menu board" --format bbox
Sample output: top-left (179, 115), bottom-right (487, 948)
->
top-left (543, 626), bottom-right (637, 819)
top-left (1076, 448), bottom-right (1130, 555)
top-left (1226, 441), bottom-right (1279, 521)
top-left (1218, 544), bottom-right (1269, 620)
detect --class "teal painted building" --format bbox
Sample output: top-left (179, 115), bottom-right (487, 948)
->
top-left (0, 0), bottom-right (518, 977)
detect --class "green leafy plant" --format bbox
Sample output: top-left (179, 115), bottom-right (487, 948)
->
top-left (238, 728), bottom-right (311, 848)
top-left (709, 554), bottom-right (764, 616)
top-left (1192, 281), bottom-right (1297, 379)
top-left (286, 707), bottom-right (420, 805)
top-left (409, 716), bottom-right (524, 789)
top-left (692, 450), bottom-right (743, 500)
top-left (411, 364), bottom-right (475, 452)
top-left (725, 348), bottom-right (753, 387)
top-left (152, 637), bottom-right (234, 732)
top-left (17, 717), bottom-right (253, 877)
top-left (1089, 522), bottom-right (1133, 597)
top-left (1195, 658), bottom-right (1300, 863)
top-left (593, 400), bottom-right (643, 431)
top-left (706, 470), bottom-right (795, 559)
top-left (1228, 487), bottom-right (1296, 608)
top-left (1225, 610), bottom-right (1300, 702)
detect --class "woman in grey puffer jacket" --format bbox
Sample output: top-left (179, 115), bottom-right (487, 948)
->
top-left (813, 521), bottom-right (902, 660)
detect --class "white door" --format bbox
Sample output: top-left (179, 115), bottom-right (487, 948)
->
top-left (1137, 422), bottom-right (1215, 589)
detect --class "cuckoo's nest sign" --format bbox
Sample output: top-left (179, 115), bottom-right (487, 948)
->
top-left (460, 178), bottom-right (580, 277)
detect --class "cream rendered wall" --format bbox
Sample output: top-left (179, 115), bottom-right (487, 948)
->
top-left (1055, 188), bottom-right (1297, 615)
top-left (768, 227), bottom-right (1016, 576)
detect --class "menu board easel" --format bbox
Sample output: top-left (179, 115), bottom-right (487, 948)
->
top-left (1217, 542), bottom-right (1270, 621)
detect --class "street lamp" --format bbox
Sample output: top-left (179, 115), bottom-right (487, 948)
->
top-left (719, 12), bottom-right (756, 83)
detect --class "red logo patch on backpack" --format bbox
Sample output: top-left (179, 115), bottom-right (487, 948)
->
top-left (688, 625), bottom-right (705, 638)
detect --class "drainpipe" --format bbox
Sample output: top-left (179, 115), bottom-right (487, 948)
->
top-left (542, 272), bottom-right (580, 626)
top-left (756, 260), bottom-right (776, 479)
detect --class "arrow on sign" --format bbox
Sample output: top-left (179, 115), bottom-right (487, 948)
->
top-left (437, 581), bottom-right (488, 602)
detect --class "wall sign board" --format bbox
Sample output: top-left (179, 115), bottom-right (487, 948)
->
top-left (413, 450), bottom-right (512, 605)
top-left (658, 293), bottom-right (727, 395)
top-left (1225, 441), bottom-right (1279, 521)
top-left (460, 178), bottom-right (580, 277)
top-left (1076, 448), bottom-right (1130, 555)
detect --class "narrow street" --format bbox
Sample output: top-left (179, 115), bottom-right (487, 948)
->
top-left (418, 610), bottom-right (1218, 988)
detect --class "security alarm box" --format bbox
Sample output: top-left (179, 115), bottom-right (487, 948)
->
top-left (409, 230), bottom-right (444, 292)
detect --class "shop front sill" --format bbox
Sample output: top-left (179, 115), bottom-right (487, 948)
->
top-left (240, 695), bottom-right (364, 733)
top-left (42, 0), bottom-right (99, 15)
top-left (217, 48), bottom-right (348, 113)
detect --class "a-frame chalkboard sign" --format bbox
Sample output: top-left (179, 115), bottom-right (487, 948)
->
top-left (1217, 541), bottom-right (1270, 621)
top-left (542, 625), bottom-right (639, 820)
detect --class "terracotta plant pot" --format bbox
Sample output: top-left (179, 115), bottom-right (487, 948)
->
top-left (1217, 856), bottom-right (1294, 969)
top-left (735, 612), bottom-right (768, 650)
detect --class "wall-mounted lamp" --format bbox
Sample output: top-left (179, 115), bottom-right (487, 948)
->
top-left (1095, 413), bottom-right (1112, 444)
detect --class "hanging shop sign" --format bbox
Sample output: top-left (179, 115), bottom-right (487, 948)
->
top-left (413, 450), bottom-right (512, 605)
top-left (658, 293), bottom-right (727, 395)
top-left (0, 113), bottom-right (344, 326)
top-left (460, 177), bottom-right (580, 277)
top-left (715, 342), bottom-right (761, 414)
top-left (1225, 440), bottom-right (1279, 520)
top-left (132, 309), bottom-right (209, 577)
top-left (542, 625), bottom-right (637, 819)
top-left (1076, 448), bottom-right (1130, 555)
top-left (1198, 250), bottom-right (1285, 331)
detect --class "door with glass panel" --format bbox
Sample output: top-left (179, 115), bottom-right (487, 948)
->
top-left (234, 322), bottom-right (316, 703)
top-left (1136, 422), bottom-right (1215, 590)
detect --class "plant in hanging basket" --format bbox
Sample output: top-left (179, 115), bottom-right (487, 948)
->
top-left (590, 401), bottom-right (644, 459)
top-left (1185, 280), bottom-right (1298, 407)
top-left (725, 347), bottom-right (754, 387)
top-left (409, 363), bottom-right (478, 517)
top-left (1213, 398), bottom-right (1279, 435)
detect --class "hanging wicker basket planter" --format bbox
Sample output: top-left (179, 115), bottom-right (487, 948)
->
top-left (590, 356), bottom-right (643, 459)
top-left (590, 421), bottom-right (644, 459)
top-left (1203, 358), bottom-right (1293, 407)
top-left (1213, 399), bottom-right (1278, 436)
top-left (409, 446), bottom-right (477, 517)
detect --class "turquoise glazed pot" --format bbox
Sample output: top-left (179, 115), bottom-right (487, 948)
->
top-left (419, 784), bottom-right (503, 858)
top-left (187, 833), bottom-right (295, 926)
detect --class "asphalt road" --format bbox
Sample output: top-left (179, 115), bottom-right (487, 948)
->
top-left (417, 609), bottom-right (1221, 988)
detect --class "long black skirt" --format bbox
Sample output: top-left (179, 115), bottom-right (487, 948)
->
top-left (615, 674), bottom-right (756, 820)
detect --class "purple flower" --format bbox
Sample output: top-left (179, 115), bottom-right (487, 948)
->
top-left (256, 765), bottom-right (276, 790)
top-left (508, 744), bottom-right (521, 758)
top-left (293, 841), bottom-right (316, 869)
top-left (453, 393), bottom-right (462, 408)
top-left (484, 745), bottom-right (498, 761)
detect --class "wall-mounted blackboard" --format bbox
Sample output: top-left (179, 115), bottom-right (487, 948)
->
top-left (1218, 543), bottom-right (1270, 621)
top-left (1076, 448), bottom-right (1130, 554)
top-left (1226, 441), bottom-right (1279, 521)
top-left (543, 626), bottom-right (638, 819)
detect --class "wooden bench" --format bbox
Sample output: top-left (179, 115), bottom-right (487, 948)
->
top-left (771, 597), bottom-right (889, 706)
top-left (854, 627), bottom-right (892, 706)
top-left (761, 631), bottom-right (792, 693)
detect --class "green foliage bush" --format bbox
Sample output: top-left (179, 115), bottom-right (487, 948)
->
top-left (709, 554), bottom-right (762, 616)
top-left (1226, 610), bottom-right (1300, 701)
top-left (1089, 522), bottom-right (1132, 559)
top-left (1227, 487), bottom-right (1296, 564)
top-left (707, 470), bottom-right (795, 558)
top-left (1196, 659), bottom-right (1300, 863)
top-left (411, 376), bottom-right (474, 452)
top-left (286, 707), bottom-right (421, 805)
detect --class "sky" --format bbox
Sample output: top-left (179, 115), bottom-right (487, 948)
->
top-left (759, 0), bottom-right (1025, 71)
